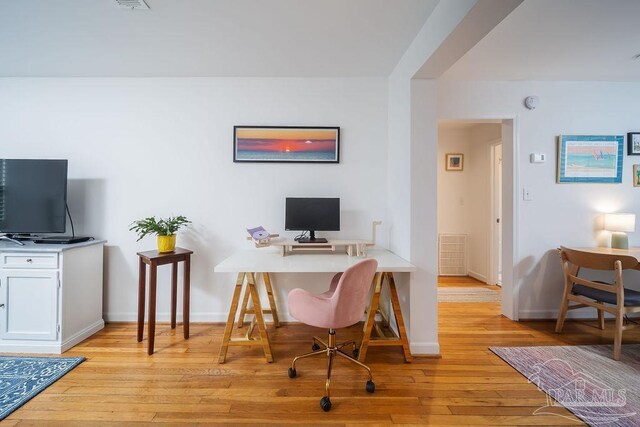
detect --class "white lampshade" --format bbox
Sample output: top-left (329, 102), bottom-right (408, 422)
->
top-left (604, 213), bottom-right (636, 233)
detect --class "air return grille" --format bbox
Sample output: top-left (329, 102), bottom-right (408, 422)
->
top-left (115, 0), bottom-right (150, 10)
top-left (438, 234), bottom-right (467, 276)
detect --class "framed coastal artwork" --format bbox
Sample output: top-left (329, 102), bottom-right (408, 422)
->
top-left (233, 126), bottom-right (340, 163)
top-left (445, 153), bottom-right (464, 171)
top-left (556, 135), bottom-right (624, 183)
top-left (628, 132), bottom-right (640, 155)
top-left (634, 165), bottom-right (640, 187)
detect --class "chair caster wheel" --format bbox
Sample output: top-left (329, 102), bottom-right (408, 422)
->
top-left (288, 367), bottom-right (297, 378)
top-left (366, 380), bottom-right (375, 393)
top-left (312, 343), bottom-right (320, 351)
top-left (353, 347), bottom-right (360, 358)
top-left (320, 396), bottom-right (332, 412)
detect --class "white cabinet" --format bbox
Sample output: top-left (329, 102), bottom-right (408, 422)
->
top-left (0, 240), bottom-right (105, 354)
top-left (0, 270), bottom-right (59, 341)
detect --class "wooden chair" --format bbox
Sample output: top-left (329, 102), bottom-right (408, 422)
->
top-left (556, 246), bottom-right (640, 360)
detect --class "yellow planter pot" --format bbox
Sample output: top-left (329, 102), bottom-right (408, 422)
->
top-left (157, 235), bottom-right (177, 253)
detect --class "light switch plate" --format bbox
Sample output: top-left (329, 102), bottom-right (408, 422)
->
top-left (530, 153), bottom-right (546, 163)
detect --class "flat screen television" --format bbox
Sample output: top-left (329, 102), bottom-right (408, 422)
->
top-left (285, 197), bottom-right (340, 243)
top-left (0, 159), bottom-right (68, 235)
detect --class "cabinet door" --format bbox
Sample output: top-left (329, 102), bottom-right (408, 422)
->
top-left (0, 270), bottom-right (59, 341)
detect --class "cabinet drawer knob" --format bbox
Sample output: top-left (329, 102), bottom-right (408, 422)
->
top-left (0, 304), bottom-right (4, 308)
top-left (26, 258), bottom-right (33, 263)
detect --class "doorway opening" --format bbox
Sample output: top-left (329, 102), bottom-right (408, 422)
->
top-left (437, 119), bottom-right (505, 307)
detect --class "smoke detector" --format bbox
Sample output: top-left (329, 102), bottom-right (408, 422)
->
top-left (115, 0), bottom-right (150, 10)
top-left (524, 96), bottom-right (540, 110)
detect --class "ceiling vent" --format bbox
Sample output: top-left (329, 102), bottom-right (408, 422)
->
top-left (115, 0), bottom-right (150, 10)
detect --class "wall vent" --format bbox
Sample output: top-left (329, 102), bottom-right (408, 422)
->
top-left (438, 234), bottom-right (468, 276)
top-left (115, 0), bottom-right (150, 10)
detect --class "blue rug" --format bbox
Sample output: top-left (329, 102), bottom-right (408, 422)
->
top-left (0, 355), bottom-right (85, 420)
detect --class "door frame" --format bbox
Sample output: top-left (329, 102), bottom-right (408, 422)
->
top-left (489, 139), bottom-right (502, 287)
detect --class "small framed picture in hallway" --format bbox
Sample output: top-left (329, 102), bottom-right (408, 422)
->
top-left (445, 153), bottom-right (464, 171)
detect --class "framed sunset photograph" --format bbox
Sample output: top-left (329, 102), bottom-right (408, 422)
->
top-left (233, 126), bottom-right (340, 163)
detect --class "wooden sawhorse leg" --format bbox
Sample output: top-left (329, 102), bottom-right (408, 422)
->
top-left (218, 272), bottom-right (274, 363)
top-left (237, 272), bottom-right (280, 329)
top-left (358, 272), bottom-right (412, 363)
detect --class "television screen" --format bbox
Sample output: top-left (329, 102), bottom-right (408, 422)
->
top-left (285, 197), bottom-right (340, 232)
top-left (0, 159), bottom-right (68, 234)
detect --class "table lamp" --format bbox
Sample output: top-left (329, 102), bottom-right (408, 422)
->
top-left (604, 213), bottom-right (636, 249)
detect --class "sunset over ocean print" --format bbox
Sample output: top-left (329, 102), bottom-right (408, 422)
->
top-left (234, 127), bottom-right (339, 162)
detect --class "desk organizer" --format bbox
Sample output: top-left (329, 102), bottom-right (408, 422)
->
top-left (276, 240), bottom-right (367, 256)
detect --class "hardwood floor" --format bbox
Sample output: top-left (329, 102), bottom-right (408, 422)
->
top-left (438, 275), bottom-right (501, 290)
top-left (6, 295), bottom-right (640, 425)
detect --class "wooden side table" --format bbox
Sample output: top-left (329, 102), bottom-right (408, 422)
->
top-left (137, 247), bottom-right (193, 355)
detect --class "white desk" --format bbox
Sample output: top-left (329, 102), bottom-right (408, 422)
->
top-left (214, 248), bottom-right (416, 363)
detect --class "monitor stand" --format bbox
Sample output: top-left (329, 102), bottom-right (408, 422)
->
top-left (298, 230), bottom-right (328, 244)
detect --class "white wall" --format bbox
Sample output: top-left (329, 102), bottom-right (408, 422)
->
top-left (437, 123), bottom-right (500, 282)
top-left (437, 126), bottom-right (472, 236)
top-left (0, 77), bottom-right (389, 322)
top-left (438, 80), bottom-right (640, 318)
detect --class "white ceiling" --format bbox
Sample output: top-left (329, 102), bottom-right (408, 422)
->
top-left (0, 0), bottom-right (438, 77)
top-left (442, 0), bottom-right (640, 81)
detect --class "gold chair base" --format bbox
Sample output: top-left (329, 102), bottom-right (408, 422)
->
top-left (288, 329), bottom-right (374, 407)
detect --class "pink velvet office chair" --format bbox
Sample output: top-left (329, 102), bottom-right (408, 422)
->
top-left (287, 258), bottom-right (378, 411)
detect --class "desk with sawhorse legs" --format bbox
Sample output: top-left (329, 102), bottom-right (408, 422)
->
top-left (214, 248), bottom-right (416, 363)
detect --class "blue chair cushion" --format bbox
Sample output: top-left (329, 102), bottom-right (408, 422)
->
top-left (572, 283), bottom-right (640, 306)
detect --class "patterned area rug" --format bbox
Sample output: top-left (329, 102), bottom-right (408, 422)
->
top-left (491, 344), bottom-right (640, 427)
top-left (0, 355), bottom-right (85, 420)
top-left (437, 287), bottom-right (501, 302)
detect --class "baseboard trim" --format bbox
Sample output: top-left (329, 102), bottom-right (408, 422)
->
top-left (410, 341), bottom-right (440, 356)
top-left (104, 312), bottom-right (286, 323)
top-left (467, 270), bottom-right (487, 283)
top-left (62, 320), bottom-right (105, 352)
top-left (0, 320), bottom-right (105, 354)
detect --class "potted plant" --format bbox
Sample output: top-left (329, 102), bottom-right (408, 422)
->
top-left (129, 215), bottom-right (191, 253)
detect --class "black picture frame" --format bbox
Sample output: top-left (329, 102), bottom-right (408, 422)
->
top-left (233, 126), bottom-right (340, 163)
top-left (627, 132), bottom-right (640, 155)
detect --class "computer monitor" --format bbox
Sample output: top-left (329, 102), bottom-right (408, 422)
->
top-left (285, 197), bottom-right (340, 243)
top-left (0, 159), bottom-right (68, 235)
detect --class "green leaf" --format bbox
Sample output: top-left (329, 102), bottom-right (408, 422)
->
top-left (129, 215), bottom-right (191, 241)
